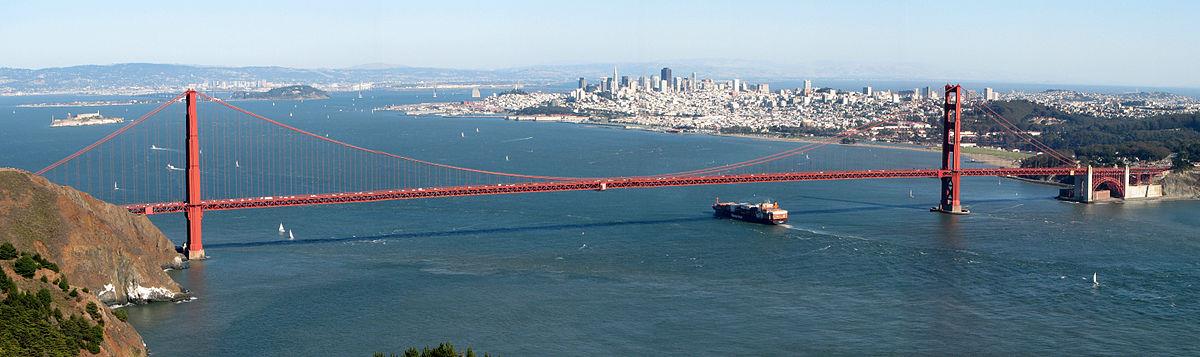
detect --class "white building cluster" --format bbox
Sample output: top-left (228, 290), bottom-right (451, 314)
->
top-left (997, 90), bottom-right (1200, 119)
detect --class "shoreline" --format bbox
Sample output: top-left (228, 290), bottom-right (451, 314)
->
top-left (713, 132), bottom-right (1020, 168)
top-left (407, 112), bottom-right (1026, 168)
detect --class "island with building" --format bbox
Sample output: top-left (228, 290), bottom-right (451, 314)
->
top-left (230, 85), bottom-right (330, 100)
top-left (50, 112), bottom-right (125, 127)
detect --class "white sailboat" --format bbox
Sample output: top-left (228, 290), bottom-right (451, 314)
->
top-left (1092, 272), bottom-right (1099, 287)
top-left (288, 230), bottom-right (295, 240)
top-left (113, 182), bottom-right (119, 191)
top-left (505, 155), bottom-right (510, 161)
top-left (432, 89), bottom-right (438, 98)
top-left (908, 189), bottom-right (914, 198)
top-left (460, 132), bottom-right (465, 138)
top-left (235, 160), bottom-right (240, 168)
top-left (278, 223), bottom-right (285, 234)
top-left (166, 164), bottom-right (184, 171)
top-left (475, 128), bottom-right (479, 133)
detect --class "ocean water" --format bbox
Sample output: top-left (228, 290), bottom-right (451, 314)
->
top-left (1, 91), bottom-right (1198, 355)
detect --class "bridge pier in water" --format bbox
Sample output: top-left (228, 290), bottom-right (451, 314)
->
top-left (184, 90), bottom-right (206, 260)
top-left (1059, 165), bottom-right (1164, 203)
top-left (933, 84), bottom-right (969, 215)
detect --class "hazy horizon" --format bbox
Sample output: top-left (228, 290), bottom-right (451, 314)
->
top-left (3, 1), bottom-right (1198, 87)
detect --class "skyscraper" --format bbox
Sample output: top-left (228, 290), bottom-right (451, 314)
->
top-left (803, 80), bottom-right (813, 96)
top-left (863, 86), bottom-right (873, 96)
top-left (613, 66), bottom-right (619, 91)
top-left (660, 67), bottom-right (673, 90)
top-left (578, 77), bottom-right (586, 89)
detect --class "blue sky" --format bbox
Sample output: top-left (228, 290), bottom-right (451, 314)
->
top-left (2, 0), bottom-right (1197, 87)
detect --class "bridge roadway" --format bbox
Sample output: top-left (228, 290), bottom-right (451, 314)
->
top-left (124, 167), bottom-right (1165, 215)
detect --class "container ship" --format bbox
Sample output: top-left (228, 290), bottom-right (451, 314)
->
top-left (712, 199), bottom-right (789, 225)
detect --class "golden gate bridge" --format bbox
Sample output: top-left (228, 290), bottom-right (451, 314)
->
top-left (33, 85), bottom-right (1169, 260)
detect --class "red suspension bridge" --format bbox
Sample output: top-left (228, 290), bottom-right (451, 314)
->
top-left (34, 85), bottom-right (1169, 260)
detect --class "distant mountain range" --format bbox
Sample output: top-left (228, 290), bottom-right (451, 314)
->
top-left (0, 60), bottom-right (964, 95)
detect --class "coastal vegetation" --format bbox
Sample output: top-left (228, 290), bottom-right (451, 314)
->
top-left (966, 100), bottom-right (1200, 168)
top-left (373, 342), bottom-right (490, 357)
top-left (0, 246), bottom-right (106, 356)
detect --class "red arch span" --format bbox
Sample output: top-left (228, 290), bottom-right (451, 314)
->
top-left (1092, 176), bottom-right (1125, 198)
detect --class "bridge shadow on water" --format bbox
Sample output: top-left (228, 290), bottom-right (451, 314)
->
top-left (203, 216), bottom-right (712, 249)
top-left (203, 195), bottom-right (1044, 250)
top-left (785, 194), bottom-right (1040, 215)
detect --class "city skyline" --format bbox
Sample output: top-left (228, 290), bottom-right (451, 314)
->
top-left (2, 1), bottom-right (1198, 87)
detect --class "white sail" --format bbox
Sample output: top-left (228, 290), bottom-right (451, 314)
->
top-left (1092, 272), bottom-right (1099, 286)
top-left (235, 160), bottom-right (240, 168)
top-left (278, 223), bottom-right (285, 234)
top-left (505, 155), bottom-right (510, 161)
top-left (113, 182), bottom-right (119, 191)
top-left (288, 230), bottom-right (294, 240)
top-left (460, 132), bottom-right (465, 138)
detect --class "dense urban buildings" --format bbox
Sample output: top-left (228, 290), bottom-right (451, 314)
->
top-left (380, 65), bottom-right (1200, 152)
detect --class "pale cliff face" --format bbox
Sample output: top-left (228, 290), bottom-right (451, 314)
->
top-left (0, 168), bottom-right (185, 304)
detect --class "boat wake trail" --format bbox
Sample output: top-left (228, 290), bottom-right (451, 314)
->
top-left (500, 136), bottom-right (534, 143)
top-left (149, 145), bottom-right (180, 152)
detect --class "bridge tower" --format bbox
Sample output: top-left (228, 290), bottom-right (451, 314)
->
top-left (184, 90), bottom-right (206, 260)
top-left (933, 84), bottom-right (969, 214)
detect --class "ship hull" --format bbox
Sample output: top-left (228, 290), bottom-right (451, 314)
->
top-left (713, 204), bottom-right (788, 225)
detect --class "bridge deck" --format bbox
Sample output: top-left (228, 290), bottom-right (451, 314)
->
top-left (125, 167), bottom-right (1163, 215)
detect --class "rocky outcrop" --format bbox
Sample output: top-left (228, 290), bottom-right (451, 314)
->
top-left (1161, 170), bottom-right (1200, 198)
top-left (0, 168), bottom-right (185, 305)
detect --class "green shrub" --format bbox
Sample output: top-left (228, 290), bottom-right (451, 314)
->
top-left (13, 255), bottom-right (39, 278)
top-left (31, 254), bottom-right (58, 273)
top-left (0, 242), bottom-right (16, 259)
top-left (37, 289), bottom-right (52, 305)
top-left (58, 277), bottom-right (69, 292)
top-left (381, 343), bottom-right (490, 357)
top-left (40, 275), bottom-right (48, 283)
top-left (69, 288), bottom-right (78, 298)
top-left (113, 308), bottom-right (128, 322)
top-left (0, 272), bottom-right (14, 293)
top-left (85, 302), bottom-right (101, 321)
top-left (81, 287), bottom-right (89, 294)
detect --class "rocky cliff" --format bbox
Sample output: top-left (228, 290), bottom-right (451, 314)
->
top-left (0, 168), bottom-right (184, 304)
top-left (1161, 170), bottom-right (1200, 198)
